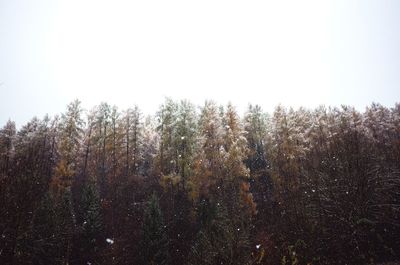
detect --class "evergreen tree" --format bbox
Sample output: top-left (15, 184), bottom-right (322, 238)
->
top-left (0, 117), bottom-right (57, 264)
top-left (1, 100), bottom-right (400, 265)
top-left (0, 120), bottom-right (16, 175)
top-left (55, 189), bottom-right (76, 265)
top-left (141, 193), bottom-right (169, 265)
top-left (156, 98), bottom-right (178, 176)
top-left (243, 105), bottom-right (274, 231)
top-left (30, 193), bottom-right (60, 265)
top-left (174, 100), bottom-right (197, 191)
top-left (76, 181), bottom-right (104, 264)
top-left (188, 201), bottom-right (250, 265)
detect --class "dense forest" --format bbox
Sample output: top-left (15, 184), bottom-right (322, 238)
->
top-left (0, 99), bottom-right (399, 265)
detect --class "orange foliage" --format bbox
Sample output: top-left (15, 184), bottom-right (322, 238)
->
top-left (240, 181), bottom-right (257, 215)
top-left (50, 159), bottom-right (74, 198)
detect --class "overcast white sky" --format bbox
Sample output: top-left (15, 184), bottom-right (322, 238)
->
top-left (1, 0), bottom-right (399, 126)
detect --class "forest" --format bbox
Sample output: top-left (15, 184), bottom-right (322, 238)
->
top-left (0, 99), bottom-right (399, 265)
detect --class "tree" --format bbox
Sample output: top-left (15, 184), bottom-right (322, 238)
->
top-left (0, 120), bottom-right (16, 176)
top-left (156, 98), bottom-right (178, 176)
top-left (0, 116), bottom-right (57, 265)
top-left (122, 106), bottom-right (143, 177)
top-left (189, 101), bottom-right (224, 201)
top-left (222, 103), bottom-right (255, 215)
top-left (174, 100), bottom-right (197, 191)
top-left (30, 193), bottom-right (60, 265)
top-left (52, 189), bottom-right (76, 265)
top-left (188, 201), bottom-right (250, 265)
top-left (243, 105), bottom-right (274, 227)
top-left (141, 193), bottom-right (169, 265)
top-left (1, 99), bottom-right (400, 265)
top-left (74, 180), bottom-right (104, 264)
top-left (51, 100), bottom-right (84, 196)
top-left (46, 100), bottom-right (84, 265)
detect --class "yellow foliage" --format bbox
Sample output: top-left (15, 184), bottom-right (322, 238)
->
top-left (160, 173), bottom-right (181, 190)
top-left (50, 159), bottom-right (73, 198)
top-left (257, 248), bottom-right (265, 264)
top-left (240, 181), bottom-right (257, 215)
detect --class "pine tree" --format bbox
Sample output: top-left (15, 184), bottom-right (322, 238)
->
top-left (188, 201), bottom-right (249, 265)
top-left (244, 105), bottom-right (269, 176)
top-left (222, 103), bottom-right (255, 214)
top-left (0, 120), bottom-right (16, 176)
top-left (77, 180), bottom-right (104, 264)
top-left (156, 98), bottom-right (178, 176)
top-left (55, 189), bottom-right (76, 265)
top-left (174, 100), bottom-right (197, 191)
top-left (44, 101), bottom-right (83, 265)
top-left (221, 104), bottom-right (254, 263)
top-left (189, 104), bottom-right (254, 265)
top-left (95, 102), bottom-right (111, 198)
top-left (30, 193), bottom-right (61, 265)
top-left (51, 99), bottom-right (84, 197)
top-left (189, 101), bottom-right (224, 201)
top-left (141, 193), bottom-right (169, 265)
top-left (0, 117), bottom-right (58, 265)
top-left (243, 105), bottom-right (274, 228)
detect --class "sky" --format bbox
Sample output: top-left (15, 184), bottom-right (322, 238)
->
top-left (1, 0), bottom-right (400, 126)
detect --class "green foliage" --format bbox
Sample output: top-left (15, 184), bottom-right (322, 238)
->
top-left (27, 191), bottom-right (75, 265)
top-left (2, 100), bottom-right (400, 265)
top-left (78, 181), bottom-right (104, 262)
top-left (141, 193), bottom-right (169, 265)
top-left (31, 193), bottom-right (56, 264)
top-left (188, 201), bottom-right (251, 265)
top-left (54, 189), bottom-right (76, 264)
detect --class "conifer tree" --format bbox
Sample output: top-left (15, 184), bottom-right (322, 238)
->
top-left (47, 100), bottom-right (83, 264)
top-left (95, 102), bottom-right (111, 198)
top-left (1, 100), bottom-right (400, 265)
top-left (0, 120), bottom-right (16, 176)
top-left (77, 180), bottom-right (104, 264)
top-left (30, 193), bottom-right (60, 265)
top-left (188, 201), bottom-right (250, 265)
top-left (222, 103), bottom-right (255, 214)
top-left (174, 100), bottom-right (197, 191)
top-left (141, 193), bottom-right (169, 265)
top-left (156, 98), bottom-right (178, 176)
top-left (51, 99), bottom-right (84, 196)
top-left (243, 105), bottom-right (274, 226)
top-left (54, 189), bottom-right (76, 265)
top-left (190, 101), bottom-right (224, 201)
